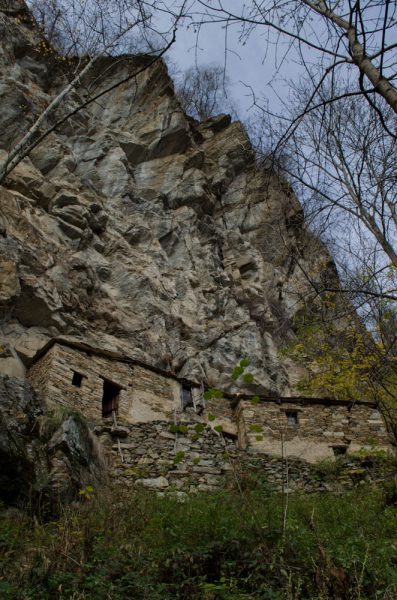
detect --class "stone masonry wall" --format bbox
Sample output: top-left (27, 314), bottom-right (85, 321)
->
top-left (27, 346), bottom-right (53, 400)
top-left (98, 421), bottom-right (236, 493)
top-left (237, 400), bottom-right (391, 462)
top-left (29, 343), bottom-right (182, 423)
top-left (94, 420), bottom-right (394, 494)
top-left (28, 342), bottom-right (238, 431)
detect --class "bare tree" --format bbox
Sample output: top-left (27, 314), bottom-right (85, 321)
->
top-left (192, 2), bottom-right (397, 279)
top-left (0, 0), bottom-right (187, 183)
top-left (271, 87), bottom-right (397, 263)
top-left (175, 64), bottom-right (234, 120)
top-left (195, 1), bottom-right (397, 118)
top-left (189, 2), bottom-right (397, 429)
top-left (256, 81), bottom-right (397, 433)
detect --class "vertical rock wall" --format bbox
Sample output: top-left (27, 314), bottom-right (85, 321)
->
top-left (0, 4), bottom-right (334, 396)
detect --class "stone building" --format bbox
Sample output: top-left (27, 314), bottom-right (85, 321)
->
top-left (28, 339), bottom-right (392, 474)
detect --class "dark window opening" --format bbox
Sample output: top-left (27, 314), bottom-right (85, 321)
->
top-left (222, 430), bottom-right (238, 440)
top-left (286, 410), bottom-right (298, 426)
top-left (181, 384), bottom-right (194, 410)
top-left (72, 371), bottom-right (83, 387)
top-left (239, 262), bottom-right (255, 276)
top-left (332, 445), bottom-right (348, 457)
top-left (102, 379), bottom-right (121, 417)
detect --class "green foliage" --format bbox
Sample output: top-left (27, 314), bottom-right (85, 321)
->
top-left (312, 459), bottom-right (339, 481)
top-left (213, 425), bottom-right (223, 433)
top-left (169, 424), bottom-right (188, 434)
top-left (1, 487), bottom-right (396, 599)
top-left (249, 424), bottom-right (263, 433)
top-left (231, 359), bottom-right (255, 388)
top-left (173, 451), bottom-right (185, 464)
top-left (231, 366), bottom-right (244, 380)
top-left (194, 423), bottom-right (205, 434)
top-left (242, 372), bottom-right (254, 384)
top-left (78, 485), bottom-right (94, 501)
top-left (208, 413), bottom-right (216, 422)
top-left (283, 306), bottom-right (397, 437)
top-left (204, 387), bottom-right (224, 400)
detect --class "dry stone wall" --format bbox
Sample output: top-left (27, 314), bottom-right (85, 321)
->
top-left (100, 421), bottom-right (236, 493)
top-left (29, 342), bottom-right (182, 423)
top-left (95, 420), bottom-right (393, 494)
top-left (237, 399), bottom-right (390, 462)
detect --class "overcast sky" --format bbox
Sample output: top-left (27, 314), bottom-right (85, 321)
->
top-left (163, 0), bottom-right (301, 119)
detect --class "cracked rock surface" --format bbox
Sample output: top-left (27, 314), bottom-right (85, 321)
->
top-left (0, 374), bottom-right (104, 507)
top-left (0, 3), bottom-right (332, 395)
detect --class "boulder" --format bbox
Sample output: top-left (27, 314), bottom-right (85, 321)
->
top-left (0, 375), bottom-right (108, 509)
top-left (0, 375), bottom-right (44, 505)
top-left (48, 415), bottom-right (107, 504)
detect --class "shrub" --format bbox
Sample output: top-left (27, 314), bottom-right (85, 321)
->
top-left (0, 486), bottom-right (396, 598)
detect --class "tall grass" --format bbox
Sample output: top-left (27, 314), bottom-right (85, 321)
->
top-left (0, 486), bottom-right (396, 599)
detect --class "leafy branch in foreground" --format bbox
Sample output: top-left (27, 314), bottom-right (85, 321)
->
top-left (283, 300), bottom-right (397, 440)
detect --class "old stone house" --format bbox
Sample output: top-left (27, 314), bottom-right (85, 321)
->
top-left (28, 339), bottom-right (391, 471)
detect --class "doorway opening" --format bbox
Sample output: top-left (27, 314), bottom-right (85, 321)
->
top-left (102, 379), bottom-right (121, 417)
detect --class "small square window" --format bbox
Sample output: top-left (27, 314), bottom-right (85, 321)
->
top-left (72, 371), bottom-right (83, 387)
top-left (286, 410), bottom-right (298, 426)
top-left (181, 384), bottom-right (193, 410)
top-left (239, 261), bottom-right (256, 277)
top-left (332, 445), bottom-right (348, 457)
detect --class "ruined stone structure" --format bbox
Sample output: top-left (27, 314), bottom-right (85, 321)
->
top-left (26, 339), bottom-right (391, 490)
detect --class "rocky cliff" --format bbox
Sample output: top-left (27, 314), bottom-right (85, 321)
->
top-left (0, 373), bottom-right (105, 507)
top-left (0, 2), bottom-right (332, 395)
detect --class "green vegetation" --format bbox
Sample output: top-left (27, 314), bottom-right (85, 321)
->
top-left (173, 451), bottom-right (185, 465)
top-left (311, 450), bottom-right (395, 484)
top-left (282, 301), bottom-right (397, 442)
top-left (1, 486), bottom-right (396, 599)
top-left (38, 406), bottom-right (88, 441)
top-left (169, 424), bottom-right (189, 434)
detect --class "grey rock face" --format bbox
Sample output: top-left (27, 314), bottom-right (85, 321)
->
top-left (0, 8), bottom-right (333, 395)
top-left (0, 375), bottom-right (43, 504)
top-left (47, 416), bottom-right (107, 504)
top-left (0, 374), bottom-right (106, 508)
